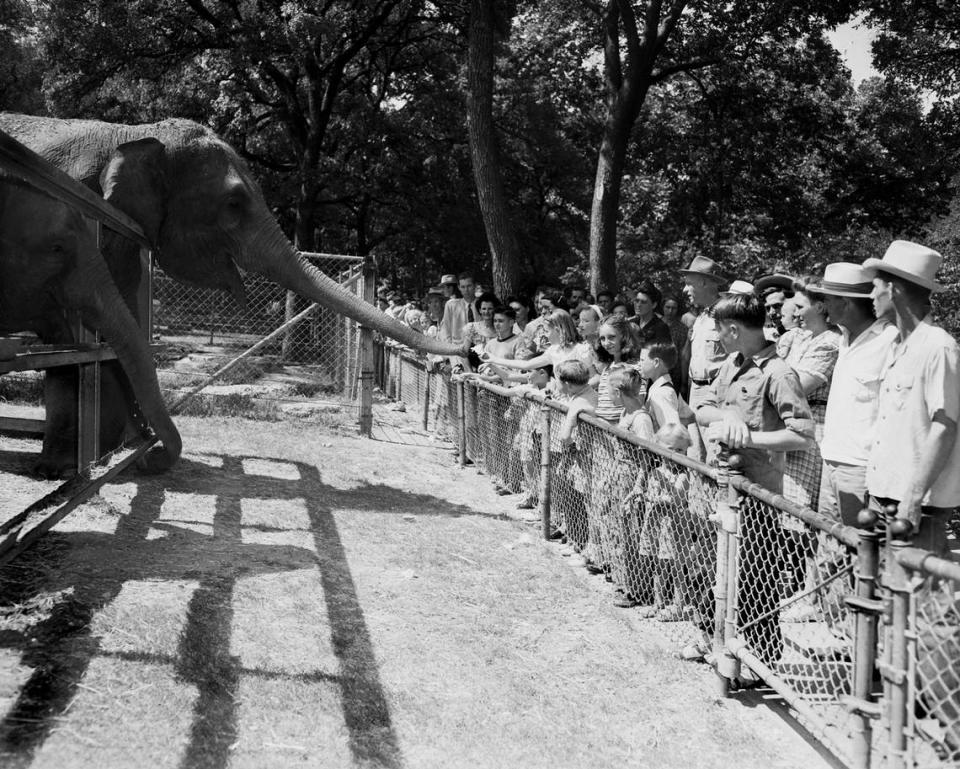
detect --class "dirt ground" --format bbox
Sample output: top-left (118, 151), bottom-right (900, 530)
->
top-left (0, 403), bottom-right (840, 769)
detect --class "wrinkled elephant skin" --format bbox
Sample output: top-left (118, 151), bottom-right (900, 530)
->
top-left (0, 113), bottom-right (463, 475)
top-left (0, 176), bottom-right (182, 477)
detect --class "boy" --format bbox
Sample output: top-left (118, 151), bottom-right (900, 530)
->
top-left (693, 293), bottom-right (814, 669)
top-left (640, 342), bottom-right (704, 459)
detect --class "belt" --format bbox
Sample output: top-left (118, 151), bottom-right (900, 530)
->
top-left (689, 376), bottom-right (715, 386)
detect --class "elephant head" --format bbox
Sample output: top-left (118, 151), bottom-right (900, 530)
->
top-left (0, 113), bottom-right (466, 356)
top-left (0, 176), bottom-right (182, 475)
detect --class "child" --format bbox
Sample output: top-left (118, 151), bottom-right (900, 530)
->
top-left (505, 365), bottom-right (552, 510)
top-left (639, 424), bottom-right (692, 621)
top-left (605, 367), bottom-right (655, 607)
top-left (693, 292), bottom-right (814, 668)
top-left (639, 341), bottom-right (704, 459)
top-left (552, 360), bottom-right (597, 556)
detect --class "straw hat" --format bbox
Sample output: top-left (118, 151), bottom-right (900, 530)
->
top-left (806, 263), bottom-right (873, 297)
top-left (440, 273), bottom-right (457, 285)
top-left (679, 255), bottom-right (727, 284)
top-left (862, 240), bottom-right (944, 292)
top-left (724, 279), bottom-right (755, 296)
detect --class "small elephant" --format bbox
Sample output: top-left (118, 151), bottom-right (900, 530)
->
top-left (0, 175), bottom-right (181, 476)
top-left (0, 113), bottom-right (463, 476)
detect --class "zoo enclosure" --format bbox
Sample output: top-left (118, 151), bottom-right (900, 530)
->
top-left (377, 340), bottom-right (960, 769)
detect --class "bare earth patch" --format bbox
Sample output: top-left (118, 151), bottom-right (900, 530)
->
top-left (0, 406), bottom-right (836, 769)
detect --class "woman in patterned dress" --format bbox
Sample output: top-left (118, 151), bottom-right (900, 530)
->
top-left (781, 277), bottom-right (841, 619)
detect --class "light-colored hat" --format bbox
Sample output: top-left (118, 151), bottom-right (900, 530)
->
top-left (426, 285), bottom-right (445, 297)
top-left (440, 273), bottom-right (457, 285)
top-left (806, 262), bottom-right (873, 297)
top-left (724, 279), bottom-right (755, 296)
top-left (862, 240), bottom-right (944, 292)
top-left (679, 255), bottom-right (727, 284)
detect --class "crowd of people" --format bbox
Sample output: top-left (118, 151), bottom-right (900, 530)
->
top-left (378, 242), bottom-right (959, 646)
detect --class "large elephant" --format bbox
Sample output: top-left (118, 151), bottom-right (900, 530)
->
top-left (0, 113), bottom-right (463, 477)
top-left (0, 175), bottom-right (182, 474)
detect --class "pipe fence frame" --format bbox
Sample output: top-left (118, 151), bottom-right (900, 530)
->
top-left (375, 340), bottom-right (960, 769)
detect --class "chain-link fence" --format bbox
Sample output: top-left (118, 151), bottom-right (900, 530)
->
top-left (377, 340), bottom-right (960, 769)
top-left (153, 253), bottom-right (365, 412)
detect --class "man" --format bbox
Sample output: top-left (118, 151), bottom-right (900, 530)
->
top-left (681, 255), bottom-right (728, 408)
top-left (631, 280), bottom-right (672, 345)
top-left (566, 284), bottom-right (588, 319)
top-left (862, 240), bottom-right (960, 555)
top-left (438, 271), bottom-right (476, 345)
top-left (695, 292), bottom-right (814, 666)
top-left (812, 263), bottom-right (896, 528)
top-left (755, 273), bottom-right (794, 342)
top-left (596, 290), bottom-right (615, 318)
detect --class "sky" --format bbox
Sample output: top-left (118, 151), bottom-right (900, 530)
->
top-left (827, 18), bottom-right (879, 84)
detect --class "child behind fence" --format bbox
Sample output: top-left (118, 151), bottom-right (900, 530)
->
top-left (605, 367), bottom-right (654, 607)
top-left (638, 424), bottom-right (691, 621)
top-left (552, 360), bottom-right (597, 551)
top-left (504, 365), bottom-right (552, 510)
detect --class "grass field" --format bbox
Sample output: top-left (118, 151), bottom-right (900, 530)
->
top-left (0, 407), bottom-right (837, 769)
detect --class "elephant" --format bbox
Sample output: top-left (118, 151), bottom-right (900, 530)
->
top-left (0, 175), bottom-right (182, 475)
top-left (0, 113), bottom-right (463, 477)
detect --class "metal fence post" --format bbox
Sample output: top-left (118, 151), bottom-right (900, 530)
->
top-left (457, 379), bottom-right (467, 468)
top-left (421, 365), bottom-right (430, 432)
top-left (712, 449), bottom-right (742, 694)
top-left (882, 513), bottom-right (914, 769)
top-left (842, 510), bottom-right (883, 769)
top-left (538, 399), bottom-right (553, 540)
top-left (357, 256), bottom-right (376, 437)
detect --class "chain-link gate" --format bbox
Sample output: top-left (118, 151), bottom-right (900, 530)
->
top-left (153, 253), bottom-right (365, 413)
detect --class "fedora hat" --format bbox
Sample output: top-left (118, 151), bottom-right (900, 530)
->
top-left (806, 263), bottom-right (873, 298)
top-left (679, 255), bottom-right (727, 284)
top-left (440, 273), bottom-right (457, 285)
top-left (862, 240), bottom-right (944, 292)
top-left (724, 279), bottom-right (755, 296)
top-left (754, 273), bottom-right (796, 292)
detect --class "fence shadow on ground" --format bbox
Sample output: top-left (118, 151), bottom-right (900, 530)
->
top-left (0, 449), bottom-right (488, 768)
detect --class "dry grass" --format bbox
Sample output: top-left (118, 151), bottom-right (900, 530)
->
top-left (0, 408), bottom-right (834, 769)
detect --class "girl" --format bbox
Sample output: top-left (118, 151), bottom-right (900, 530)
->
top-left (576, 304), bottom-right (604, 350)
top-left (593, 315), bottom-right (643, 423)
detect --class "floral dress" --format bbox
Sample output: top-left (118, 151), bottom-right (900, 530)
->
top-left (782, 328), bottom-right (841, 514)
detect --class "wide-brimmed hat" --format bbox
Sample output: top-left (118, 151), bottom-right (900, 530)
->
top-left (806, 263), bottom-right (873, 298)
top-left (754, 273), bottom-right (796, 292)
top-left (426, 285), bottom-right (445, 297)
top-left (724, 279), bottom-right (755, 296)
top-left (679, 255), bottom-right (727, 284)
top-left (862, 240), bottom-right (944, 292)
top-left (440, 273), bottom-right (457, 285)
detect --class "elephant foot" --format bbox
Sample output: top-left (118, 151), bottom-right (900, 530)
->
top-left (31, 454), bottom-right (78, 480)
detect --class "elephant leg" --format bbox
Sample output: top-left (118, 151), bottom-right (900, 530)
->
top-left (36, 363), bottom-right (145, 479)
top-left (37, 367), bottom-right (79, 479)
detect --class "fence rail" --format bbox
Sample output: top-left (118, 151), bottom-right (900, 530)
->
top-left (377, 341), bottom-right (960, 769)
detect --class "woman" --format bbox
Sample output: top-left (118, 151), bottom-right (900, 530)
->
top-left (576, 304), bottom-right (604, 350)
top-left (461, 292), bottom-right (499, 354)
top-left (781, 277), bottom-right (841, 621)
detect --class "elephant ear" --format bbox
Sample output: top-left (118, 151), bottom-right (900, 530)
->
top-left (99, 138), bottom-right (167, 247)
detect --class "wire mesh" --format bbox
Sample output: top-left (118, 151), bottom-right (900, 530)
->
top-left (153, 254), bottom-right (364, 409)
top-left (369, 343), bottom-right (960, 769)
top-left (908, 573), bottom-right (960, 767)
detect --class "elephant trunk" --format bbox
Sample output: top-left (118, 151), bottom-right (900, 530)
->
top-left (71, 262), bottom-right (182, 472)
top-left (242, 226), bottom-right (467, 357)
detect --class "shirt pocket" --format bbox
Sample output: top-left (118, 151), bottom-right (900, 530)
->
top-left (726, 385), bottom-right (764, 430)
top-left (702, 327), bottom-right (725, 359)
top-left (890, 373), bottom-right (915, 410)
top-left (853, 373), bottom-right (881, 403)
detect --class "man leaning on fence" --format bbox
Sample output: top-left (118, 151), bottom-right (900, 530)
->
top-left (862, 241), bottom-right (960, 556)
top-left (694, 292), bottom-right (814, 666)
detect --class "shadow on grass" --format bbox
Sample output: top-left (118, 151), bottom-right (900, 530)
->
top-left (0, 449), bottom-right (485, 768)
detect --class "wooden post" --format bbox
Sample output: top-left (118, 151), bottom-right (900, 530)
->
top-left (77, 218), bottom-right (102, 468)
top-left (457, 379), bottom-right (467, 467)
top-left (357, 257), bottom-right (376, 437)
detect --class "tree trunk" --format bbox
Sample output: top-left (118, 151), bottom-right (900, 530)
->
top-left (589, 110), bottom-right (630, 297)
top-left (466, 0), bottom-right (521, 299)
